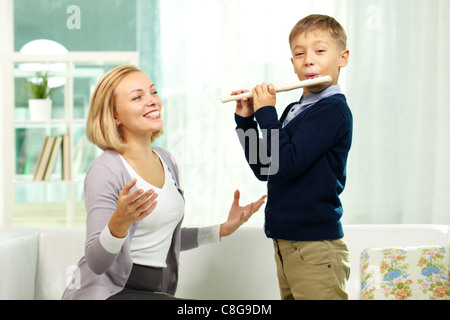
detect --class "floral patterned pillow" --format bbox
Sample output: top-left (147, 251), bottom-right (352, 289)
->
top-left (360, 246), bottom-right (450, 300)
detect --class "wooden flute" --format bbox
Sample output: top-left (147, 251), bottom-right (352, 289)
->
top-left (221, 75), bottom-right (332, 103)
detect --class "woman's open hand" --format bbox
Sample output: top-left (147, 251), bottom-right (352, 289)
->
top-left (108, 179), bottom-right (158, 238)
top-left (220, 190), bottom-right (266, 238)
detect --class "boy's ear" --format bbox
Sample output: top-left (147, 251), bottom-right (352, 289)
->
top-left (339, 49), bottom-right (350, 68)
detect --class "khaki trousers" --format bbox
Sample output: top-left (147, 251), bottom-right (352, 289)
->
top-left (273, 238), bottom-right (351, 300)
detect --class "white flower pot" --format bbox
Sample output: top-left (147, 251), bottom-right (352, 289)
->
top-left (28, 99), bottom-right (52, 121)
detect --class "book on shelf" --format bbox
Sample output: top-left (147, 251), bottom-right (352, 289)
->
top-left (42, 135), bottom-right (63, 181)
top-left (33, 134), bottom-right (71, 181)
top-left (33, 136), bottom-right (55, 181)
top-left (62, 134), bottom-right (71, 180)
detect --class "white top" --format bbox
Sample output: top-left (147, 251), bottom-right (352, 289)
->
top-left (120, 152), bottom-right (184, 267)
top-left (98, 152), bottom-right (222, 267)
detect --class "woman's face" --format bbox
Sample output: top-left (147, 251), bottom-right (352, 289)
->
top-left (114, 71), bottom-right (163, 142)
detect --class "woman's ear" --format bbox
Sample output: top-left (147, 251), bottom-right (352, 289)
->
top-left (113, 107), bottom-right (121, 127)
top-left (114, 113), bottom-right (121, 126)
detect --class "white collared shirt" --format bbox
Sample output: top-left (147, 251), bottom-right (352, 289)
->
top-left (283, 85), bottom-right (342, 128)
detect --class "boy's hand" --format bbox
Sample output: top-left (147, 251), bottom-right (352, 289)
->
top-left (253, 83), bottom-right (276, 111)
top-left (232, 89), bottom-right (254, 118)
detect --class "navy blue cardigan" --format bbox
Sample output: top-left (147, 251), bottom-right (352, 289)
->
top-left (235, 94), bottom-right (353, 241)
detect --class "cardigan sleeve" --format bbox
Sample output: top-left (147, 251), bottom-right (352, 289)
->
top-left (83, 161), bottom-right (126, 275)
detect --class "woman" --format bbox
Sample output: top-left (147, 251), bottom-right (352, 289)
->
top-left (62, 65), bottom-right (266, 300)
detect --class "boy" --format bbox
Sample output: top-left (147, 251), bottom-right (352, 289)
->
top-left (232, 14), bottom-right (352, 300)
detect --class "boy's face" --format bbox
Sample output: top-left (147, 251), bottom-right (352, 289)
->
top-left (290, 30), bottom-right (349, 94)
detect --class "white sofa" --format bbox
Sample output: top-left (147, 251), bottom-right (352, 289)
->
top-left (0, 224), bottom-right (449, 300)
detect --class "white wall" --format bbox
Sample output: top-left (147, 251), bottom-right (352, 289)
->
top-left (0, 0), bottom-right (14, 228)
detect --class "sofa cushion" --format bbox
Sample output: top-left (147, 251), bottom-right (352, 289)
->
top-left (344, 224), bottom-right (450, 300)
top-left (177, 227), bottom-right (279, 300)
top-left (361, 246), bottom-right (450, 300)
top-left (35, 228), bottom-right (85, 300)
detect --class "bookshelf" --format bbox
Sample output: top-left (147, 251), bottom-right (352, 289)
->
top-left (2, 52), bottom-right (139, 227)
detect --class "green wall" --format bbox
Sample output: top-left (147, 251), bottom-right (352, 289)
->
top-left (13, 0), bottom-right (164, 146)
top-left (14, 0), bottom-right (162, 83)
top-left (14, 0), bottom-right (137, 51)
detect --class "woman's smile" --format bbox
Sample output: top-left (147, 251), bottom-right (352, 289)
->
top-left (144, 110), bottom-right (161, 120)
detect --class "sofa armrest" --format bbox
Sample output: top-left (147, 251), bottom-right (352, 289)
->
top-left (0, 228), bottom-right (40, 300)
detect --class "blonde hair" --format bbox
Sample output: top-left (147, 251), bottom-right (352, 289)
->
top-left (289, 14), bottom-right (347, 50)
top-left (86, 65), bottom-right (163, 152)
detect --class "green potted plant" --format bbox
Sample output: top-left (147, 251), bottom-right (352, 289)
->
top-left (27, 71), bottom-right (59, 121)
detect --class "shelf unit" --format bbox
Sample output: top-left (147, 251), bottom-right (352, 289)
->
top-left (2, 52), bottom-right (139, 228)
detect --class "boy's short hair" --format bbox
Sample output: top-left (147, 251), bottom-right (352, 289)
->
top-left (86, 65), bottom-right (163, 152)
top-left (289, 14), bottom-right (347, 50)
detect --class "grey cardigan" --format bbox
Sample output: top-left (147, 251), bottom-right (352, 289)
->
top-left (62, 147), bottom-right (199, 300)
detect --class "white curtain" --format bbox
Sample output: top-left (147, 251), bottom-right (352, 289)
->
top-left (0, 0), bottom-right (13, 228)
top-left (341, 0), bottom-right (450, 224)
top-left (155, 0), bottom-right (450, 227)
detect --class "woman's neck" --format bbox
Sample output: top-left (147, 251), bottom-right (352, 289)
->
top-left (120, 135), bottom-right (154, 162)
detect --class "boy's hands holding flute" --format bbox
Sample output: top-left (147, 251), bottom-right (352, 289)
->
top-left (232, 83), bottom-right (277, 117)
top-left (253, 83), bottom-right (277, 112)
top-left (231, 89), bottom-right (254, 117)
